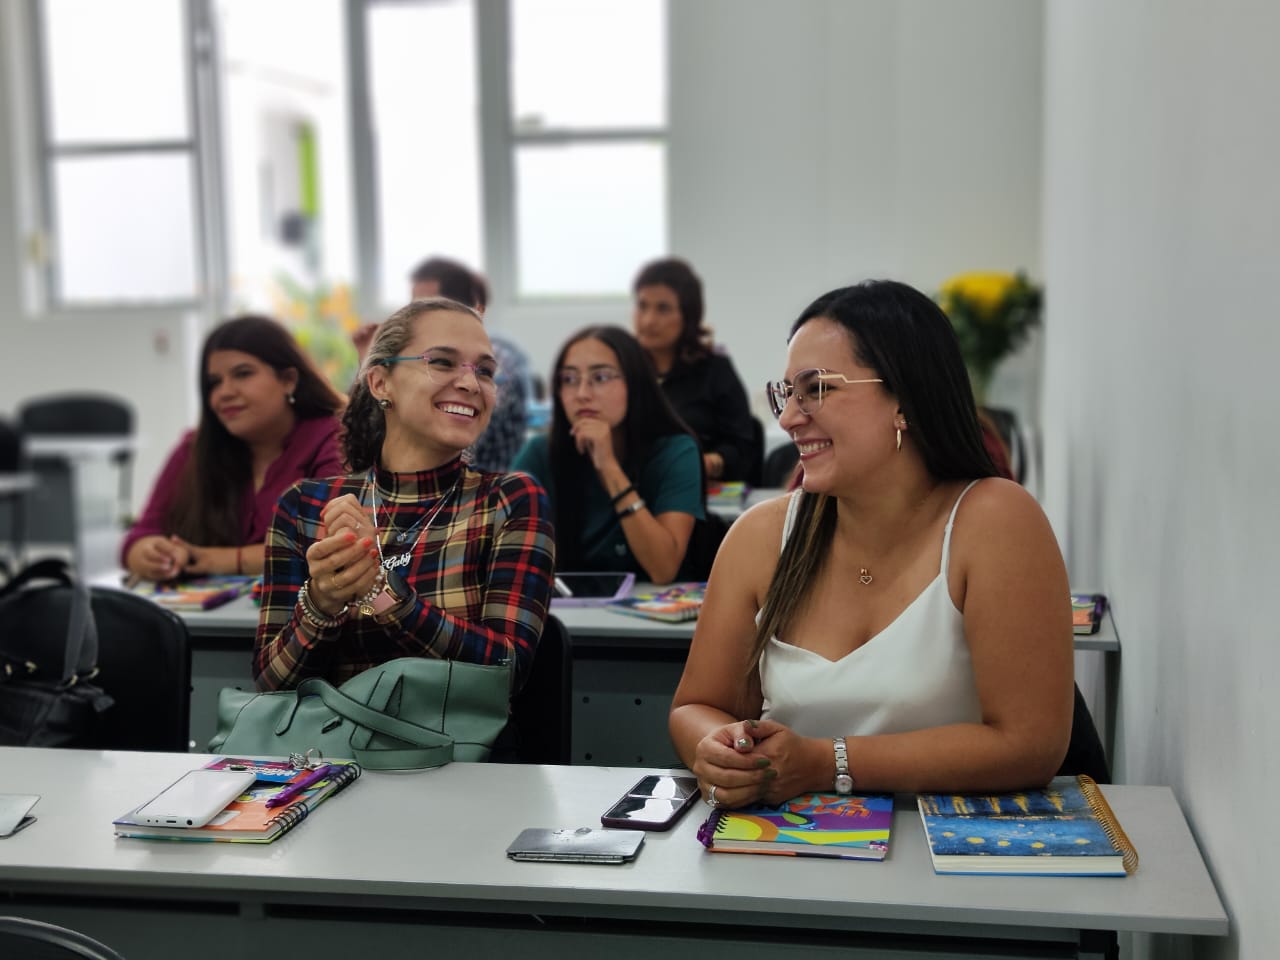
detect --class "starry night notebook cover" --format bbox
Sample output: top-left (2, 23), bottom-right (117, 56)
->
top-left (917, 775), bottom-right (1137, 876)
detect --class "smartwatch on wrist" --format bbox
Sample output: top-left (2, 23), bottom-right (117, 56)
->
top-left (832, 737), bottom-right (854, 795)
top-left (368, 567), bottom-right (410, 622)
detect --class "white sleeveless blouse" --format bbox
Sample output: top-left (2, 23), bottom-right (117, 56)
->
top-left (759, 482), bottom-right (983, 737)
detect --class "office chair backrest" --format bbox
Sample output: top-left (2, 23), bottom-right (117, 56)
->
top-left (1057, 684), bottom-right (1111, 784)
top-left (509, 614), bottom-right (572, 764)
top-left (89, 588), bottom-right (192, 752)
top-left (0, 916), bottom-right (128, 960)
top-left (762, 443), bottom-right (800, 489)
top-left (746, 415), bottom-right (765, 488)
top-left (0, 417), bottom-right (21, 472)
top-left (17, 394), bottom-right (133, 437)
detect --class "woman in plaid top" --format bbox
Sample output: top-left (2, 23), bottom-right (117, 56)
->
top-left (254, 298), bottom-right (555, 694)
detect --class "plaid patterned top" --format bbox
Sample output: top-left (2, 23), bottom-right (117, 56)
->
top-left (254, 456), bottom-right (555, 693)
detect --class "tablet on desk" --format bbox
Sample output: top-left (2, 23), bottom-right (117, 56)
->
top-left (550, 572), bottom-right (636, 608)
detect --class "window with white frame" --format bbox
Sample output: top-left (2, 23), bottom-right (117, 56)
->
top-left (507, 0), bottom-right (666, 299)
top-left (360, 0), bottom-right (667, 306)
top-left (33, 0), bottom-right (206, 306)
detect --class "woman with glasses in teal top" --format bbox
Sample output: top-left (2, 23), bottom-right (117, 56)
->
top-left (670, 280), bottom-right (1073, 808)
top-left (511, 325), bottom-right (705, 585)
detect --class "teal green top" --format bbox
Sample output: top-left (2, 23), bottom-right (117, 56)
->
top-left (511, 433), bottom-right (704, 573)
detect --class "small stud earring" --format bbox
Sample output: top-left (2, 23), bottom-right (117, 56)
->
top-left (286, 392), bottom-right (295, 405)
top-left (378, 398), bottom-right (391, 410)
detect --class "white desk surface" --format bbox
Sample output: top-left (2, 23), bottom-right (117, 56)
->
top-left (0, 472), bottom-right (35, 495)
top-left (121, 581), bottom-right (1121, 656)
top-left (24, 435), bottom-right (137, 459)
top-left (0, 747), bottom-right (1225, 938)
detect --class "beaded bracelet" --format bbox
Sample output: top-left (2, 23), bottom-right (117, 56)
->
top-left (609, 484), bottom-right (636, 506)
top-left (297, 580), bottom-right (348, 630)
top-left (616, 498), bottom-right (646, 518)
top-left (354, 568), bottom-right (387, 618)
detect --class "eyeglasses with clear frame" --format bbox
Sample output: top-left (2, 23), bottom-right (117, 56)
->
top-left (766, 368), bottom-right (884, 419)
top-left (381, 350), bottom-right (499, 394)
top-left (557, 367), bottom-right (624, 391)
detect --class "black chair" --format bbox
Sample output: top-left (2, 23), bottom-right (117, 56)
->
top-left (980, 406), bottom-right (1026, 485)
top-left (17, 393), bottom-right (136, 528)
top-left (0, 916), bottom-right (127, 960)
top-left (762, 443), bottom-right (800, 488)
top-left (89, 588), bottom-right (192, 752)
top-left (1056, 684), bottom-right (1111, 783)
top-left (509, 614), bottom-right (572, 764)
top-left (745, 415), bottom-right (766, 488)
top-left (0, 418), bottom-right (26, 573)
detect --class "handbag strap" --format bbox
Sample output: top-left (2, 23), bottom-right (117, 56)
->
top-left (295, 676), bottom-right (455, 770)
top-left (0, 558), bottom-right (96, 687)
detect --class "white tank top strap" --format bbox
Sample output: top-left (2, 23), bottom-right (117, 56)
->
top-left (781, 488), bottom-right (805, 552)
top-left (940, 479), bottom-right (983, 576)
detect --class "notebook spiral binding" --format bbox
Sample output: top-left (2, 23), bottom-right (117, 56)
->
top-left (1078, 774), bottom-right (1139, 875)
top-left (264, 763), bottom-right (361, 837)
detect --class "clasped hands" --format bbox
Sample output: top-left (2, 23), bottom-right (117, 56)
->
top-left (130, 534), bottom-right (234, 582)
top-left (303, 494), bottom-right (383, 617)
top-left (694, 718), bottom-right (806, 809)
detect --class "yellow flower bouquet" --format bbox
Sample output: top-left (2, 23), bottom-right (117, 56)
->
top-left (936, 271), bottom-right (1042, 401)
top-left (272, 274), bottom-right (361, 392)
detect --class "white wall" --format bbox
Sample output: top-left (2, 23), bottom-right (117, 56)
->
top-left (2, 0), bottom-right (1047, 513)
top-left (1041, 2), bottom-right (1278, 958)
top-left (490, 0), bottom-right (1046, 421)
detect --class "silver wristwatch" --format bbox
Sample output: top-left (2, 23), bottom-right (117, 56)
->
top-left (832, 737), bottom-right (854, 795)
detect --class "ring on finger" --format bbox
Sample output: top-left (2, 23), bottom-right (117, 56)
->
top-left (707, 784), bottom-right (720, 808)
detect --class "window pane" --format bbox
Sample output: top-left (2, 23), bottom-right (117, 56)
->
top-left (515, 141), bottom-right (665, 297)
top-left (42, 0), bottom-right (190, 144)
top-left (368, 0), bottom-right (483, 305)
top-left (511, 0), bottom-right (665, 131)
top-left (215, 0), bottom-right (355, 329)
top-left (53, 153), bottom-right (198, 302)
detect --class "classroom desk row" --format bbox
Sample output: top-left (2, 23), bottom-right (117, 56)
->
top-left (0, 747), bottom-right (1227, 960)
top-left (176, 588), bottom-right (1121, 767)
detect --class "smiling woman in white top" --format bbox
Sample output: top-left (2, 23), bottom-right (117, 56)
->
top-left (669, 280), bottom-right (1073, 810)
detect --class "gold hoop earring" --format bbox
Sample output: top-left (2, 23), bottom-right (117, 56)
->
top-left (896, 427), bottom-right (902, 452)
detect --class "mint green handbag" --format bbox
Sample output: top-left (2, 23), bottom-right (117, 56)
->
top-left (208, 657), bottom-right (511, 770)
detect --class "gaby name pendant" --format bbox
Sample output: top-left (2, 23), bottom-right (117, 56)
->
top-left (382, 551), bottom-right (412, 572)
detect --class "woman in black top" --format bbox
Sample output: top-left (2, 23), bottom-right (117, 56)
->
top-left (631, 258), bottom-right (759, 483)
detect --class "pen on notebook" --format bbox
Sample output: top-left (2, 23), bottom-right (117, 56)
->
top-left (265, 764), bottom-right (335, 808)
top-left (554, 576), bottom-right (573, 598)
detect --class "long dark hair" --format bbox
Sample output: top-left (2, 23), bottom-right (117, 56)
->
top-left (169, 314), bottom-right (345, 545)
top-left (547, 325), bottom-right (702, 568)
top-left (342, 297), bottom-right (484, 472)
top-left (633, 257), bottom-right (712, 364)
top-left (750, 280), bottom-right (998, 672)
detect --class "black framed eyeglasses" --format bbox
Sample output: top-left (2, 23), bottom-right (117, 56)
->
top-left (766, 368), bottom-right (884, 418)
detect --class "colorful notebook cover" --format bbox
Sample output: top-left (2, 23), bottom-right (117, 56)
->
top-left (1071, 593), bottom-right (1108, 635)
top-left (607, 583), bottom-right (705, 623)
top-left (132, 575), bottom-right (259, 611)
top-left (113, 757), bottom-right (361, 844)
top-left (697, 792), bottom-right (893, 861)
top-left (917, 775), bottom-right (1138, 876)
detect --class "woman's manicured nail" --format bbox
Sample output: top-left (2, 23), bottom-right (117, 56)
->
top-left (755, 757), bottom-right (771, 769)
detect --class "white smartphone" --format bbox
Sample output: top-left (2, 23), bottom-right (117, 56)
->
top-left (134, 769), bottom-right (257, 828)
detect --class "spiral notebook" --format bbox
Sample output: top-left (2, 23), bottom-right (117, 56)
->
top-left (917, 774), bottom-right (1138, 876)
top-left (697, 792), bottom-right (894, 861)
top-left (113, 757), bottom-right (361, 844)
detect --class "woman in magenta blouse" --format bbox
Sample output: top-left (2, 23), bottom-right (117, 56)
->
top-left (122, 315), bottom-right (346, 582)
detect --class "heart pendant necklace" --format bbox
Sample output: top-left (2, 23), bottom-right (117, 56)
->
top-left (859, 568), bottom-right (873, 586)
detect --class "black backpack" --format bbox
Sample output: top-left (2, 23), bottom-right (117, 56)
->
top-left (0, 558), bottom-right (114, 747)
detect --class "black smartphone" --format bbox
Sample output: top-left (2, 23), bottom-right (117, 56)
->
top-left (600, 774), bottom-right (700, 831)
